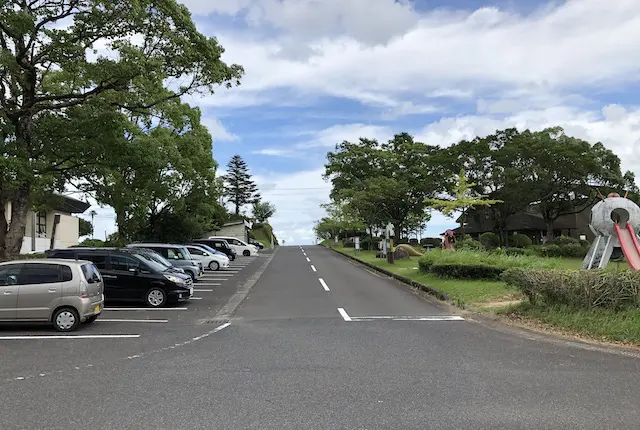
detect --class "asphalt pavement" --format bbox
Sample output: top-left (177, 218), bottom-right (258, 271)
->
top-left (1, 245), bottom-right (640, 429)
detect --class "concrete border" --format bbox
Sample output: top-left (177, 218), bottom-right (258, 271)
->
top-left (200, 248), bottom-right (279, 323)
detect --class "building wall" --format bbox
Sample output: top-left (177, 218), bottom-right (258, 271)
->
top-left (3, 205), bottom-right (81, 253)
top-left (214, 224), bottom-right (249, 243)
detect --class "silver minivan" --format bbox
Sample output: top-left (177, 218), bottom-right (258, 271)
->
top-left (0, 259), bottom-right (104, 331)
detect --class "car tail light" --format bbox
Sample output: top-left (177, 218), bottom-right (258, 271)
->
top-left (80, 281), bottom-right (89, 298)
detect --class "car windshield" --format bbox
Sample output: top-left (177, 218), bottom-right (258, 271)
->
top-left (141, 251), bottom-right (173, 268)
top-left (132, 254), bottom-right (168, 273)
top-left (179, 246), bottom-right (194, 260)
top-left (191, 244), bottom-right (217, 255)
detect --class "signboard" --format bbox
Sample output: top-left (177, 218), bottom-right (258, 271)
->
top-left (354, 237), bottom-right (360, 251)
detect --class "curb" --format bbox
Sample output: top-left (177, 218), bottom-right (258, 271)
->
top-left (324, 245), bottom-right (451, 303)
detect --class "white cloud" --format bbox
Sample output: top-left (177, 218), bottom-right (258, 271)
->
top-left (201, 117), bottom-right (239, 142)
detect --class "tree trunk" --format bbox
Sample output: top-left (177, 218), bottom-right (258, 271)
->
top-left (2, 185), bottom-right (31, 260)
top-left (394, 224), bottom-right (402, 241)
top-left (545, 222), bottom-right (554, 242)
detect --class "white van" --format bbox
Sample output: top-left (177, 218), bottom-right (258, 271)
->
top-left (209, 236), bottom-right (258, 257)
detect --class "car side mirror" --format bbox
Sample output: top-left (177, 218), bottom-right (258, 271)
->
top-left (129, 267), bottom-right (139, 275)
top-left (7, 275), bottom-right (17, 285)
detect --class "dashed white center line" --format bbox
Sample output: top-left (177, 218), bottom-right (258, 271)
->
top-left (318, 278), bottom-right (330, 291)
top-left (306, 257), bottom-right (311, 262)
top-left (337, 308), bottom-right (352, 322)
top-left (311, 265), bottom-right (317, 272)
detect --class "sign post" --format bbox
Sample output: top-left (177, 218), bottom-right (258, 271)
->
top-left (386, 223), bottom-right (395, 264)
top-left (354, 237), bottom-right (360, 254)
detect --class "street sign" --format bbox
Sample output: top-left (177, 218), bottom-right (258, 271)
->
top-left (354, 237), bottom-right (360, 252)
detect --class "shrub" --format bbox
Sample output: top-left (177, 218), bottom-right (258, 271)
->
top-left (361, 237), bottom-right (380, 250)
top-left (342, 237), bottom-right (355, 248)
top-left (491, 247), bottom-right (526, 256)
top-left (533, 243), bottom-right (588, 258)
top-left (508, 233), bottom-right (533, 248)
top-left (551, 235), bottom-right (580, 246)
top-left (501, 268), bottom-right (640, 310)
top-left (457, 236), bottom-right (483, 251)
top-left (479, 232), bottom-right (500, 249)
top-left (418, 249), bottom-right (558, 280)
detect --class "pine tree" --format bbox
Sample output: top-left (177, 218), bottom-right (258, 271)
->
top-left (223, 155), bottom-right (261, 215)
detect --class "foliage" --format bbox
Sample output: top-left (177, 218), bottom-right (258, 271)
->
top-left (223, 155), bottom-right (260, 215)
top-left (420, 237), bottom-right (443, 247)
top-left (78, 218), bottom-right (93, 237)
top-left (252, 201), bottom-right (276, 223)
top-left (479, 232), bottom-right (500, 249)
top-left (75, 238), bottom-right (106, 248)
top-left (501, 268), bottom-right (640, 310)
top-left (0, 0), bottom-right (242, 259)
top-left (532, 243), bottom-right (589, 258)
top-left (456, 236), bottom-right (483, 251)
top-left (508, 233), bottom-right (533, 248)
top-left (315, 202), bottom-right (365, 240)
top-left (418, 249), bottom-right (557, 280)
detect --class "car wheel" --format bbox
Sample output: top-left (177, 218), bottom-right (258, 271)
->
top-left (52, 307), bottom-right (80, 332)
top-left (243, 250), bottom-right (250, 257)
top-left (209, 261), bottom-right (220, 271)
top-left (145, 288), bottom-right (167, 308)
top-left (83, 315), bottom-right (99, 324)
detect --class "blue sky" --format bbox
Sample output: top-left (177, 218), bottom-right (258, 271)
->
top-left (87, 0), bottom-right (640, 245)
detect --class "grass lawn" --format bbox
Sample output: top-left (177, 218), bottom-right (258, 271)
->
top-left (333, 247), bottom-right (519, 307)
top-left (252, 227), bottom-right (272, 248)
top-left (330, 245), bottom-right (640, 345)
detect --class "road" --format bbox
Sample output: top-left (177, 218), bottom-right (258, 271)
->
top-left (1, 246), bottom-right (640, 429)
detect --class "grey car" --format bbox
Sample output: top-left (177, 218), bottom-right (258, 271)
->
top-left (0, 259), bottom-right (104, 331)
top-left (126, 243), bottom-right (204, 281)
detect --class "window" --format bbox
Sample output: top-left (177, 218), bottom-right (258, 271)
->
top-left (18, 264), bottom-right (61, 285)
top-left (36, 212), bottom-right (47, 236)
top-left (110, 255), bottom-right (139, 271)
top-left (81, 263), bottom-right (101, 283)
top-left (61, 266), bottom-right (73, 282)
top-left (188, 247), bottom-right (204, 256)
top-left (0, 264), bottom-right (23, 286)
top-left (166, 248), bottom-right (185, 260)
top-left (78, 254), bottom-right (107, 270)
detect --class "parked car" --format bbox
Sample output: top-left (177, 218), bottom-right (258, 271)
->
top-left (209, 236), bottom-right (259, 256)
top-left (46, 248), bottom-right (193, 307)
top-left (249, 239), bottom-right (265, 249)
top-left (190, 243), bottom-right (227, 258)
top-left (129, 247), bottom-right (187, 274)
top-left (0, 259), bottom-right (104, 331)
top-left (193, 238), bottom-right (236, 261)
top-left (185, 245), bottom-right (229, 271)
top-left (126, 243), bottom-right (204, 281)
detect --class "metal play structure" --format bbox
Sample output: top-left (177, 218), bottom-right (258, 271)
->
top-left (582, 193), bottom-right (640, 270)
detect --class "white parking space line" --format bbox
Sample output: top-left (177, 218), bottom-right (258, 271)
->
top-left (311, 265), bottom-right (317, 272)
top-left (306, 257), bottom-right (311, 262)
top-left (190, 297), bottom-right (203, 300)
top-left (0, 334), bottom-right (140, 340)
top-left (337, 308), bottom-right (352, 322)
top-left (349, 315), bottom-right (465, 321)
top-left (104, 307), bottom-right (188, 311)
top-left (196, 283), bottom-right (222, 286)
top-left (99, 319), bottom-right (168, 323)
top-left (318, 278), bottom-right (330, 291)
top-left (194, 289), bottom-right (213, 292)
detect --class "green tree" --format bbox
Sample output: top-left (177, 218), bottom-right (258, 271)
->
top-left (0, 0), bottom-right (242, 259)
top-left (252, 201), bottom-right (276, 223)
top-left (223, 155), bottom-right (261, 215)
top-left (78, 218), bottom-right (93, 238)
top-left (424, 169), bottom-right (502, 234)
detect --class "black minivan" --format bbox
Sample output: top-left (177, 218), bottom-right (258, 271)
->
top-left (193, 238), bottom-right (236, 261)
top-left (45, 248), bottom-right (193, 307)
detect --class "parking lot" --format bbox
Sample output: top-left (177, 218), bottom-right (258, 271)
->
top-left (0, 253), bottom-right (270, 383)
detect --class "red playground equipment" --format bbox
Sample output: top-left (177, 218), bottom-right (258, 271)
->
top-left (443, 229), bottom-right (456, 250)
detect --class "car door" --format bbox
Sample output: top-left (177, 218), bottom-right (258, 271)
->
top-left (16, 263), bottom-right (63, 320)
top-left (0, 263), bottom-right (23, 320)
top-left (77, 253), bottom-right (112, 298)
top-left (107, 254), bottom-right (142, 301)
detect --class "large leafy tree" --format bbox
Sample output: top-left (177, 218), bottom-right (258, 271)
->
top-left (0, 0), bottom-right (242, 259)
top-left (252, 201), bottom-right (276, 223)
top-left (223, 155), bottom-right (260, 215)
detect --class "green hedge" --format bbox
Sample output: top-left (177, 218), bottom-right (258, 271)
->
top-left (532, 243), bottom-right (589, 258)
top-left (418, 250), bottom-right (558, 280)
top-left (508, 233), bottom-right (533, 248)
top-left (501, 268), bottom-right (640, 310)
top-left (479, 232), bottom-right (500, 249)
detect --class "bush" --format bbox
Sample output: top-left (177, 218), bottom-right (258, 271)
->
top-left (456, 236), bottom-right (483, 251)
top-left (508, 233), bottom-right (533, 248)
top-left (479, 232), bottom-right (500, 249)
top-left (491, 247), bottom-right (526, 256)
top-left (501, 268), bottom-right (640, 310)
top-left (551, 235), bottom-right (580, 246)
top-left (420, 237), bottom-right (443, 247)
top-left (418, 249), bottom-right (558, 280)
top-left (533, 243), bottom-right (588, 258)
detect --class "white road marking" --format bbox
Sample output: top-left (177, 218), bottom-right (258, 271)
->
top-left (337, 307), bottom-right (352, 321)
top-left (98, 319), bottom-right (168, 323)
top-left (195, 283), bottom-right (222, 286)
top-left (0, 334), bottom-right (140, 340)
top-left (194, 289), bottom-right (213, 292)
top-left (311, 265), bottom-right (317, 272)
top-left (349, 315), bottom-right (465, 321)
top-left (214, 322), bottom-right (231, 332)
top-left (104, 307), bottom-right (188, 311)
top-left (189, 297), bottom-right (203, 300)
top-left (306, 257), bottom-right (311, 262)
top-left (319, 278), bottom-right (330, 291)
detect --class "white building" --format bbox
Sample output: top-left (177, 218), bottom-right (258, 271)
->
top-left (4, 195), bottom-right (90, 254)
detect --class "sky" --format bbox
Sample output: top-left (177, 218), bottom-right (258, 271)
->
top-left (82, 0), bottom-right (640, 245)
